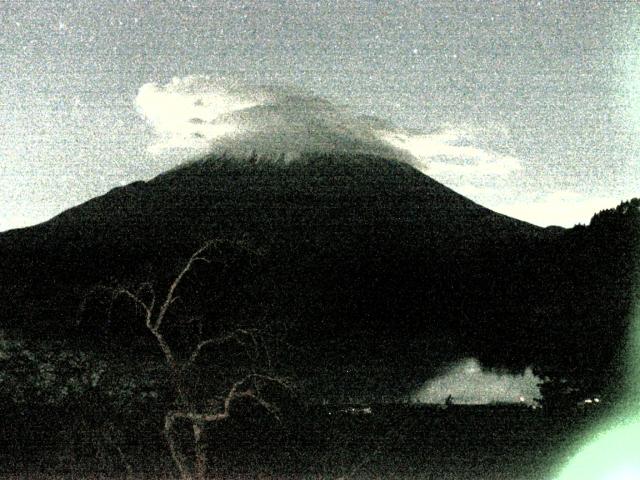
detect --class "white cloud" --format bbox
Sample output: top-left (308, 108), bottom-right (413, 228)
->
top-left (380, 129), bottom-right (521, 179)
top-left (135, 75), bottom-right (518, 180)
top-left (135, 76), bottom-right (259, 155)
top-left (489, 191), bottom-right (620, 227)
top-left (412, 358), bottom-right (541, 405)
top-left (135, 76), bottom-right (395, 159)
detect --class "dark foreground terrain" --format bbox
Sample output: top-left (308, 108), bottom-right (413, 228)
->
top-left (1, 154), bottom-right (636, 479)
top-left (1, 403), bottom-right (605, 479)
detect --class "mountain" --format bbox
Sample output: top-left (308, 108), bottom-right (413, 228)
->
top-left (0, 153), bottom-right (636, 399)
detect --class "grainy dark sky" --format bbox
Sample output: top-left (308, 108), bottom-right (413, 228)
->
top-left (1, 0), bottom-right (639, 230)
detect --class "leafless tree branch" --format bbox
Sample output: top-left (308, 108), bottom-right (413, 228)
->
top-left (185, 328), bottom-right (259, 367)
top-left (113, 288), bottom-right (153, 326)
top-left (92, 240), bottom-right (292, 480)
top-left (155, 241), bottom-right (217, 331)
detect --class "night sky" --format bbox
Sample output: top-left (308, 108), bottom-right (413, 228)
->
top-left (2, 0), bottom-right (639, 231)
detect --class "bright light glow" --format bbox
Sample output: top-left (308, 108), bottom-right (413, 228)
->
top-left (555, 268), bottom-right (640, 479)
top-left (604, 466), bottom-right (640, 480)
top-left (555, 420), bottom-right (640, 480)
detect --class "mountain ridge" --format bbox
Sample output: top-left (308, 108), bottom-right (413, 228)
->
top-left (1, 153), bottom-right (547, 245)
top-left (0, 153), bottom-right (634, 400)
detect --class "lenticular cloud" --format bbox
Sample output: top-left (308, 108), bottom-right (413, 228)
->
top-left (135, 75), bottom-right (399, 161)
top-left (135, 77), bottom-right (262, 154)
top-left (135, 75), bottom-right (520, 180)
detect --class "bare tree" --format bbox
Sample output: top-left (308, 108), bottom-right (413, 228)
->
top-left (99, 241), bottom-right (292, 480)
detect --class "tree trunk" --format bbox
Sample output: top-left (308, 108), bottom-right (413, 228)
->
top-left (164, 412), bottom-right (191, 480)
top-left (193, 421), bottom-right (208, 480)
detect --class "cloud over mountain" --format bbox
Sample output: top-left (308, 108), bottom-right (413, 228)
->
top-left (134, 76), bottom-right (621, 228)
top-left (135, 75), bottom-right (519, 180)
top-left (381, 128), bottom-right (521, 180)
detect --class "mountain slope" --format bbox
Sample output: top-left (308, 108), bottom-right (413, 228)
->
top-left (2, 153), bottom-right (541, 252)
top-left (0, 153), bottom-right (633, 399)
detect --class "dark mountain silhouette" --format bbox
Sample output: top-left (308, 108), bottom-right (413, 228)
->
top-left (0, 153), bottom-right (637, 400)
